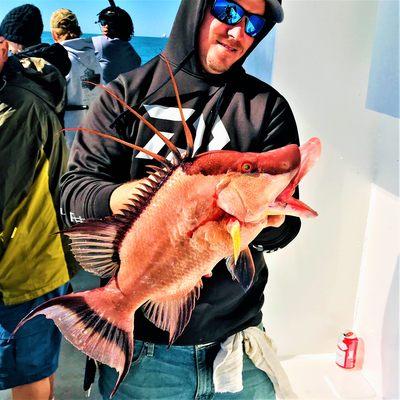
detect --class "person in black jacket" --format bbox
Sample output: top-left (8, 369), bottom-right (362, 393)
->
top-left (0, 4), bottom-right (71, 77)
top-left (61, 0), bottom-right (300, 398)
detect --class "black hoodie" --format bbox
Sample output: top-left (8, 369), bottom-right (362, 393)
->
top-left (60, 0), bottom-right (300, 344)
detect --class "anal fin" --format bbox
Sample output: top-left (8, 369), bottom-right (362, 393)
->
top-left (142, 280), bottom-right (203, 344)
top-left (226, 247), bottom-right (255, 291)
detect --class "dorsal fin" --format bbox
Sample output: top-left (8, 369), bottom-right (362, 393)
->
top-left (63, 127), bottom-right (173, 168)
top-left (82, 81), bottom-right (182, 162)
top-left (80, 56), bottom-right (194, 162)
top-left (161, 55), bottom-right (194, 157)
top-left (63, 168), bottom-right (172, 277)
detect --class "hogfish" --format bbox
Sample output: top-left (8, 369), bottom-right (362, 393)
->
top-left (14, 57), bottom-right (321, 397)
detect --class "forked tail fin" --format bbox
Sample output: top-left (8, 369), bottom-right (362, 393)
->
top-left (13, 278), bottom-right (134, 398)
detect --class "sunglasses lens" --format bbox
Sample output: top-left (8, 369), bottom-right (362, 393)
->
top-left (212, 0), bottom-right (266, 38)
top-left (213, 0), bottom-right (243, 25)
top-left (246, 15), bottom-right (266, 37)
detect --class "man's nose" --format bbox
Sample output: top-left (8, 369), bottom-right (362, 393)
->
top-left (227, 18), bottom-right (246, 40)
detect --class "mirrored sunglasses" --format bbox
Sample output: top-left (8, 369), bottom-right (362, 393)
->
top-left (211, 0), bottom-right (267, 38)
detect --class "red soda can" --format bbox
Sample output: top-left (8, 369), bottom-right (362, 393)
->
top-left (336, 330), bottom-right (359, 368)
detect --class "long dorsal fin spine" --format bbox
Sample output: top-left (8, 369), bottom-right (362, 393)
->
top-left (63, 127), bottom-right (172, 168)
top-left (135, 187), bottom-right (148, 195)
top-left (160, 55), bottom-right (194, 157)
top-left (142, 181), bottom-right (156, 189)
top-left (146, 165), bottom-right (164, 172)
top-left (82, 81), bottom-right (182, 162)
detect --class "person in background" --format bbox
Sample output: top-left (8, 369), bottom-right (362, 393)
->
top-left (51, 8), bottom-right (102, 148)
top-left (0, 33), bottom-right (70, 399)
top-left (0, 4), bottom-right (71, 78)
top-left (61, 0), bottom-right (300, 398)
top-left (93, 4), bottom-right (141, 83)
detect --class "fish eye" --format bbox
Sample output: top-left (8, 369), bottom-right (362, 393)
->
top-left (241, 162), bottom-right (252, 172)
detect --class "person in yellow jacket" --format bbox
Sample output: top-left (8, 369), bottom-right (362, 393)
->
top-left (0, 23), bottom-right (70, 400)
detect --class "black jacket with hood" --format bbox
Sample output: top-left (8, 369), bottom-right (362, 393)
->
top-left (16, 43), bottom-right (72, 78)
top-left (60, 0), bottom-right (300, 344)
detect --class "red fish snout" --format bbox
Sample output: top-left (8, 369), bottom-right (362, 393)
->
top-left (273, 137), bottom-right (322, 218)
top-left (256, 144), bottom-right (301, 175)
top-left (278, 137), bottom-right (321, 200)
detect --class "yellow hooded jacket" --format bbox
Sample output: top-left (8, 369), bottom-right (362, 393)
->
top-left (0, 56), bottom-right (69, 305)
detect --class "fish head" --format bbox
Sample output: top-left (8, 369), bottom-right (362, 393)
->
top-left (185, 137), bottom-right (321, 224)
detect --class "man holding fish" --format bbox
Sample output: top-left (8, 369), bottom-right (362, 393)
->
top-left (53, 0), bottom-right (320, 398)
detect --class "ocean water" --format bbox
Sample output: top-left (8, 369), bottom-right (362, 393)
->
top-left (41, 31), bottom-right (168, 65)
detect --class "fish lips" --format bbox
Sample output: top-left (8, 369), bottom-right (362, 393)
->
top-left (269, 137), bottom-right (322, 218)
top-left (216, 137), bottom-right (321, 222)
top-left (267, 197), bottom-right (318, 218)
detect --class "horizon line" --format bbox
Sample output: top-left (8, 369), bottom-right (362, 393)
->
top-left (42, 30), bottom-right (169, 39)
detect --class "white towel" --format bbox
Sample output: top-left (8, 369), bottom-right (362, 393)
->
top-left (213, 327), bottom-right (297, 399)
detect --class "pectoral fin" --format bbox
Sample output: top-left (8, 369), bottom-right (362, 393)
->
top-left (226, 247), bottom-right (255, 291)
top-left (227, 219), bottom-right (241, 264)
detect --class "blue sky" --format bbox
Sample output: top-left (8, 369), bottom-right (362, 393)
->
top-left (0, 0), bottom-right (181, 37)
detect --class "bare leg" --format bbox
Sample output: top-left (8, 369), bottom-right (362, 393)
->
top-left (49, 374), bottom-right (55, 400)
top-left (12, 374), bottom-right (55, 400)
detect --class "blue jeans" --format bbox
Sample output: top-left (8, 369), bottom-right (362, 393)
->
top-left (99, 339), bottom-right (276, 400)
top-left (0, 283), bottom-right (70, 389)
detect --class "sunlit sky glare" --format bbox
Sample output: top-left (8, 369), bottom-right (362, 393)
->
top-left (0, 0), bottom-right (181, 37)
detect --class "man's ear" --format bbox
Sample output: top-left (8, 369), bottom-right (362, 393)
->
top-left (51, 29), bottom-right (60, 43)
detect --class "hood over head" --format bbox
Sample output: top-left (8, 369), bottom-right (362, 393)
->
top-left (164, 0), bottom-right (283, 80)
top-left (16, 43), bottom-right (71, 77)
top-left (60, 37), bottom-right (98, 70)
top-left (4, 54), bottom-right (66, 114)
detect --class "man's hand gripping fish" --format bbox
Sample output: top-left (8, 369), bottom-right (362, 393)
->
top-left (14, 57), bottom-right (321, 397)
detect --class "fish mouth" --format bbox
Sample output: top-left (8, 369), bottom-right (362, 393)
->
top-left (213, 138), bottom-right (321, 224)
top-left (267, 137), bottom-right (321, 218)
